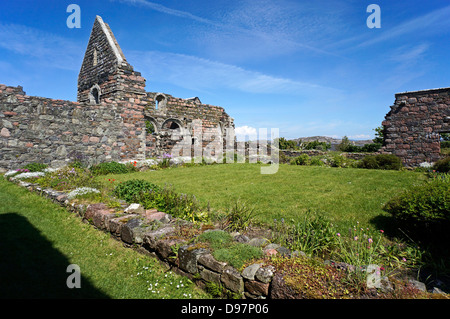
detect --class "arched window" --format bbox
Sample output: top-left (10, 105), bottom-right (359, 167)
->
top-left (155, 93), bottom-right (166, 110)
top-left (89, 84), bottom-right (101, 105)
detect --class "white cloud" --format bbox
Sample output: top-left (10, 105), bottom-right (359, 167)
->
top-left (348, 134), bottom-right (372, 140)
top-left (128, 50), bottom-right (336, 96)
top-left (235, 125), bottom-right (257, 136)
top-left (0, 23), bottom-right (82, 71)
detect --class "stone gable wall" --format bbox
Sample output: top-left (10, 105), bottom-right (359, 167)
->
top-left (381, 88), bottom-right (450, 167)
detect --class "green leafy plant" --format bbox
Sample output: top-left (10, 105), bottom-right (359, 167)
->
top-left (196, 230), bottom-right (262, 269)
top-left (272, 211), bottom-right (338, 257)
top-left (113, 179), bottom-right (161, 203)
top-left (358, 154), bottom-right (403, 170)
top-left (433, 156), bottom-right (450, 173)
top-left (21, 162), bottom-right (48, 172)
top-left (219, 199), bottom-right (258, 232)
top-left (90, 161), bottom-right (137, 175)
top-left (290, 154), bottom-right (310, 165)
top-left (383, 175), bottom-right (450, 238)
top-left (34, 167), bottom-right (99, 191)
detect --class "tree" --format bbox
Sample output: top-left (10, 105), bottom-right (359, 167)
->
top-left (373, 126), bottom-right (384, 144)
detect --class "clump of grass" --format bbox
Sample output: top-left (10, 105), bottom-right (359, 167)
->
top-left (196, 230), bottom-right (262, 269)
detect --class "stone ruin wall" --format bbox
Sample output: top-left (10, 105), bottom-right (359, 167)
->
top-left (381, 87), bottom-right (450, 167)
top-left (143, 93), bottom-right (234, 158)
top-left (0, 16), bottom-right (234, 171)
top-left (0, 84), bottom-right (128, 170)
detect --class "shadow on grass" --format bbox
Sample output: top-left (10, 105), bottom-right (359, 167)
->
top-left (0, 213), bottom-right (109, 299)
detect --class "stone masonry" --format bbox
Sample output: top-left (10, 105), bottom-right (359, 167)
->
top-left (0, 16), bottom-right (235, 170)
top-left (381, 87), bottom-right (450, 167)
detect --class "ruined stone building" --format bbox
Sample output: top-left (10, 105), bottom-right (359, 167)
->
top-left (381, 87), bottom-right (450, 167)
top-left (0, 16), bottom-right (235, 170)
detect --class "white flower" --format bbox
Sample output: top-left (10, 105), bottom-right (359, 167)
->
top-left (4, 170), bottom-right (18, 177)
top-left (13, 172), bottom-right (45, 180)
top-left (67, 187), bottom-right (100, 199)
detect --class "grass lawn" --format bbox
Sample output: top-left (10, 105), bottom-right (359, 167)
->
top-left (0, 177), bottom-right (210, 299)
top-left (99, 163), bottom-right (427, 232)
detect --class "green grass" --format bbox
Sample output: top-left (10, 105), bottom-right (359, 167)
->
top-left (0, 176), bottom-right (210, 299)
top-left (99, 163), bottom-right (427, 231)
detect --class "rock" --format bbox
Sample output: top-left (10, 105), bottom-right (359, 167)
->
top-left (121, 218), bottom-right (143, 244)
top-left (198, 253), bottom-right (227, 273)
top-left (269, 273), bottom-right (299, 299)
top-left (200, 268), bottom-right (221, 285)
top-left (248, 238), bottom-right (269, 247)
top-left (408, 278), bottom-right (427, 292)
top-left (143, 211), bottom-right (170, 223)
top-left (264, 249), bottom-right (278, 257)
top-left (155, 238), bottom-right (182, 260)
top-left (221, 266), bottom-right (244, 294)
top-left (124, 203), bottom-right (144, 214)
top-left (291, 250), bottom-right (307, 258)
top-left (366, 264), bottom-right (382, 289)
top-left (108, 214), bottom-right (138, 237)
top-left (0, 127), bottom-right (10, 137)
top-left (233, 234), bottom-right (250, 243)
top-left (276, 246), bottom-right (291, 256)
top-left (244, 280), bottom-right (270, 297)
top-left (255, 265), bottom-right (276, 283)
top-left (143, 226), bottom-right (175, 250)
top-left (178, 245), bottom-right (209, 274)
top-left (264, 243), bottom-right (280, 251)
top-left (242, 263), bottom-right (262, 280)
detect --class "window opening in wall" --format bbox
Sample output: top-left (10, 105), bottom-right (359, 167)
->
top-left (155, 94), bottom-right (166, 110)
top-left (440, 132), bottom-right (450, 155)
top-left (92, 87), bottom-right (100, 104)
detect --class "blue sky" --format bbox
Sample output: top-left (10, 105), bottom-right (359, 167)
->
top-left (1, 0), bottom-right (449, 140)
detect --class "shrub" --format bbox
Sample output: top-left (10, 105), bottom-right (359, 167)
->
top-left (433, 156), bottom-right (450, 173)
top-left (360, 143), bottom-right (382, 153)
top-left (358, 154), bottom-right (402, 170)
top-left (304, 141), bottom-right (331, 151)
top-left (383, 177), bottom-right (450, 225)
top-left (113, 179), bottom-right (161, 203)
top-left (290, 154), bottom-right (310, 165)
top-left (383, 176), bottom-right (450, 241)
top-left (90, 161), bottom-right (137, 175)
top-left (21, 162), bottom-right (48, 172)
top-left (309, 157), bottom-right (325, 166)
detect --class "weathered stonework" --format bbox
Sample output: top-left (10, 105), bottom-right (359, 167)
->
top-left (381, 87), bottom-right (450, 167)
top-left (0, 16), bottom-right (234, 170)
